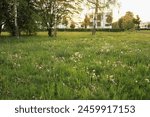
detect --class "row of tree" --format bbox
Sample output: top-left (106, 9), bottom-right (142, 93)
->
top-left (0, 0), bottom-right (81, 37)
top-left (0, 0), bottom-right (118, 37)
top-left (112, 11), bottom-right (141, 30)
top-left (0, 0), bottom-right (38, 37)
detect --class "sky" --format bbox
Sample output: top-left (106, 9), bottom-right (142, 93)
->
top-left (75, 0), bottom-right (150, 23)
top-left (114, 0), bottom-right (150, 22)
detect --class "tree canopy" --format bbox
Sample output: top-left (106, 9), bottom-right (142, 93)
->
top-left (0, 0), bottom-right (143, 37)
top-left (0, 0), bottom-right (82, 37)
top-left (87, 0), bottom-right (118, 35)
top-left (112, 11), bottom-right (141, 30)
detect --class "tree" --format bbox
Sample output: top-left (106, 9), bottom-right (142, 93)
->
top-left (62, 16), bottom-right (69, 28)
top-left (2, 0), bottom-right (16, 36)
top-left (118, 17), bottom-right (123, 29)
top-left (122, 11), bottom-right (135, 30)
top-left (106, 13), bottom-right (113, 24)
top-left (114, 11), bottom-right (140, 30)
top-left (0, 0), bottom-right (38, 36)
top-left (83, 15), bottom-right (90, 29)
top-left (81, 22), bottom-right (84, 28)
top-left (0, 0), bottom-right (12, 35)
top-left (0, 0), bottom-right (6, 35)
top-left (87, 0), bottom-right (118, 35)
top-left (35, 0), bottom-right (81, 37)
top-left (0, 0), bottom-right (19, 37)
top-left (133, 15), bottom-right (141, 30)
top-left (112, 21), bottom-right (119, 29)
top-left (116, 11), bottom-right (134, 30)
top-left (70, 21), bottom-right (75, 29)
top-left (148, 23), bottom-right (150, 29)
top-left (18, 0), bottom-right (39, 35)
top-left (14, 0), bottom-right (19, 38)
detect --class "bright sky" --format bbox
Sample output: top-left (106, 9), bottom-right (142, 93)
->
top-left (74, 0), bottom-right (150, 23)
top-left (114, 0), bottom-right (150, 22)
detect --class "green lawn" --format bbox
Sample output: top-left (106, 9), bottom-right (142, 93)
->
top-left (0, 31), bottom-right (150, 99)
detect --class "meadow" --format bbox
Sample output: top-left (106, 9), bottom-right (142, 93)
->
top-left (0, 31), bottom-right (150, 99)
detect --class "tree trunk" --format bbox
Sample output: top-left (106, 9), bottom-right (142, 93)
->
top-left (54, 27), bottom-right (57, 37)
top-left (0, 24), bottom-right (2, 36)
top-left (138, 24), bottom-right (140, 31)
top-left (11, 27), bottom-right (16, 36)
top-left (92, 0), bottom-right (98, 35)
top-left (92, 21), bottom-right (96, 35)
top-left (48, 28), bottom-right (53, 37)
top-left (53, 15), bottom-right (57, 37)
top-left (14, 0), bottom-right (19, 38)
top-left (53, 0), bottom-right (57, 37)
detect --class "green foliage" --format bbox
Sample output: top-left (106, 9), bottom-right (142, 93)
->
top-left (18, 0), bottom-right (39, 35)
top-left (148, 24), bottom-right (150, 28)
top-left (87, 0), bottom-right (118, 34)
top-left (62, 16), bottom-right (69, 27)
top-left (57, 28), bottom-right (124, 32)
top-left (82, 15), bottom-right (90, 29)
top-left (0, 0), bottom-right (81, 37)
top-left (0, 31), bottom-right (150, 99)
top-left (35, 0), bottom-right (81, 36)
top-left (133, 15), bottom-right (141, 29)
top-left (113, 11), bottom-right (141, 30)
top-left (0, 0), bottom-right (6, 34)
top-left (112, 21), bottom-right (119, 29)
top-left (0, 0), bottom-right (39, 36)
top-left (118, 17), bottom-right (123, 29)
top-left (70, 22), bottom-right (76, 29)
top-left (106, 14), bottom-right (113, 24)
top-left (122, 11), bottom-right (135, 30)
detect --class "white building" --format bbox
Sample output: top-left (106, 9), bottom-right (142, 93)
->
top-left (76, 0), bottom-right (114, 29)
top-left (58, 0), bottom-right (115, 29)
top-left (140, 22), bottom-right (150, 29)
top-left (88, 9), bottom-right (113, 29)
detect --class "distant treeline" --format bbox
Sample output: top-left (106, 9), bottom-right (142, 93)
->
top-left (37, 28), bottom-right (150, 32)
top-left (57, 28), bottom-right (125, 32)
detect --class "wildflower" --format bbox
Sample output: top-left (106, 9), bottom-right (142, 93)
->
top-left (109, 75), bottom-right (114, 79)
top-left (106, 49), bottom-right (110, 52)
top-left (99, 61), bottom-right (102, 65)
top-left (107, 60), bottom-right (110, 63)
top-left (100, 49), bottom-right (104, 52)
top-left (110, 78), bottom-right (117, 85)
top-left (36, 64), bottom-right (43, 70)
top-left (75, 52), bottom-right (80, 56)
top-left (70, 52), bottom-right (82, 62)
top-left (113, 63), bottom-right (117, 67)
top-left (145, 79), bottom-right (150, 83)
top-left (1, 51), bottom-right (6, 54)
top-left (62, 83), bottom-right (65, 86)
top-left (17, 64), bottom-right (21, 67)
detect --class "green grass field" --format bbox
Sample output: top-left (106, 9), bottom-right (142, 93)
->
top-left (0, 31), bottom-right (150, 99)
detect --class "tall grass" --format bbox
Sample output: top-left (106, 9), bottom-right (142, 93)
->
top-left (0, 31), bottom-right (150, 99)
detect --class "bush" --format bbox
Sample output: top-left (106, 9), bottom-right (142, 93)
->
top-left (70, 22), bottom-right (75, 29)
top-left (57, 28), bottom-right (125, 32)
